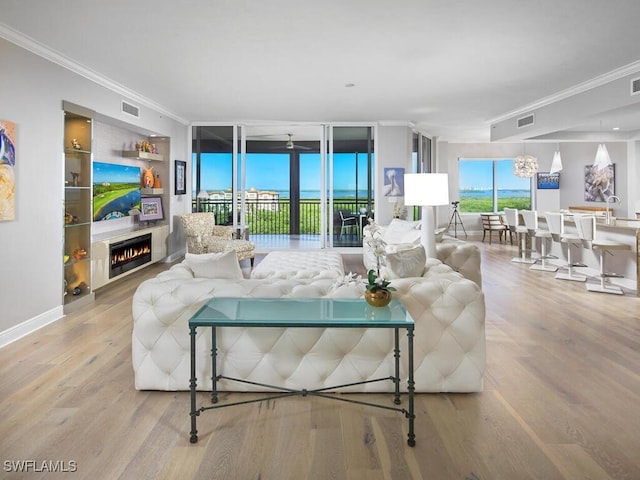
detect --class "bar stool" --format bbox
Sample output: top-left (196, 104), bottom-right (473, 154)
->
top-left (544, 212), bottom-right (586, 282)
top-left (504, 208), bottom-right (535, 264)
top-left (521, 210), bottom-right (557, 272)
top-left (574, 214), bottom-right (631, 295)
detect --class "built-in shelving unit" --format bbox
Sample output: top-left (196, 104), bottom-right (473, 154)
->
top-left (61, 103), bottom-right (172, 308)
top-left (141, 187), bottom-right (164, 195)
top-left (122, 151), bottom-right (165, 162)
top-left (63, 108), bottom-right (95, 311)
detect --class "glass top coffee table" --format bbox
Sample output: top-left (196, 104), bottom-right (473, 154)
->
top-left (188, 297), bottom-right (416, 446)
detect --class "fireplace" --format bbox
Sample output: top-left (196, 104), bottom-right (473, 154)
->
top-left (110, 233), bottom-right (152, 278)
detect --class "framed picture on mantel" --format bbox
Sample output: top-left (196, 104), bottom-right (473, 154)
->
top-left (175, 160), bottom-right (186, 195)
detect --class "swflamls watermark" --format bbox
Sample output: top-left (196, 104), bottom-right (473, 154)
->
top-left (4, 460), bottom-right (78, 473)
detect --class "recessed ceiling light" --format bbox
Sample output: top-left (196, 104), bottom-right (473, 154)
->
top-left (612, 127), bottom-right (620, 131)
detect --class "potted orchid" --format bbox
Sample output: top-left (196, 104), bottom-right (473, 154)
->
top-left (364, 268), bottom-right (396, 307)
top-left (364, 220), bottom-right (395, 307)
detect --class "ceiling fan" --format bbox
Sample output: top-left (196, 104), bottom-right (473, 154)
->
top-left (283, 133), bottom-right (312, 151)
top-left (259, 133), bottom-right (314, 151)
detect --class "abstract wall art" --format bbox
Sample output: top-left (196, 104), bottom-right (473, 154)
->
top-left (584, 164), bottom-right (615, 202)
top-left (0, 119), bottom-right (16, 221)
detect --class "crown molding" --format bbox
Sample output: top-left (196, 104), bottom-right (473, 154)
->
top-left (489, 59), bottom-right (640, 125)
top-left (378, 120), bottom-right (414, 127)
top-left (0, 23), bottom-right (188, 125)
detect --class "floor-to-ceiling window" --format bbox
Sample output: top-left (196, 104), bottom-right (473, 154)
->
top-left (457, 158), bottom-right (532, 212)
top-left (192, 125), bottom-right (235, 222)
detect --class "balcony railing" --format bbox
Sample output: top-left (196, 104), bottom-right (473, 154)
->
top-left (193, 198), bottom-right (372, 234)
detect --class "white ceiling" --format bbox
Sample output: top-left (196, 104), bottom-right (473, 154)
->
top-left (2, 0), bottom-right (640, 142)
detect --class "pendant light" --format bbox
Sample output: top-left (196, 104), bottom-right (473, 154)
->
top-left (549, 145), bottom-right (563, 174)
top-left (593, 121), bottom-right (612, 171)
top-left (593, 143), bottom-right (612, 171)
top-left (513, 144), bottom-right (538, 178)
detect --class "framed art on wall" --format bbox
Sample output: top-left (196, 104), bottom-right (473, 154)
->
top-left (175, 160), bottom-right (186, 195)
top-left (537, 172), bottom-right (560, 190)
top-left (584, 164), bottom-right (614, 202)
top-left (384, 167), bottom-right (404, 196)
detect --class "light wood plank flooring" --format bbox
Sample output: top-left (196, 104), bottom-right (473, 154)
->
top-left (1, 242), bottom-right (639, 479)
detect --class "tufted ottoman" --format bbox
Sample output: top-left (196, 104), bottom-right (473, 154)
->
top-left (250, 250), bottom-right (344, 279)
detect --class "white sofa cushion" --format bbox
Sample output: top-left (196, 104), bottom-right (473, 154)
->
top-left (384, 244), bottom-right (426, 279)
top-left (363, 224), bottom-right (483, 287)
top-left (184, 251), bottom-right (243, 279)
top-left (382, 219), bottom-right (421, 244)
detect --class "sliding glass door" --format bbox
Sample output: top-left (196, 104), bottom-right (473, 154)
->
top-left (327, 126), bottom-right (375, 247)
top-left (192, 124), bottom-right (375, 248)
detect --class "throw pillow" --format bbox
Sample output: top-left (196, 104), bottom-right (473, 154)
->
top-left (434, 227), bottom-right (447, 242)
top-left (384, 244), bottom-right (426, 279)
top-left (383, 218), bottom-right (421, 245)
top-left (184, 250), bottom-right (243, 279)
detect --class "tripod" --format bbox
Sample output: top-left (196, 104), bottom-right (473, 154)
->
top-left (448, 202), bottom-right (467, 238)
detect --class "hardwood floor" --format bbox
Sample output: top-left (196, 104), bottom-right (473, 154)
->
top-left (1, 242), bottom-right (639, 479)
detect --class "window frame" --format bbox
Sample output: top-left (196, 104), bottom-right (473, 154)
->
top-left (457, 158), bottom-right (532, 213)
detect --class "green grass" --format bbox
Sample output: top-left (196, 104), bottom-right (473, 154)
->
top-left (460, 196), bottom-right (531, 213)
top-left (93, 187), bottom-right (139, 216)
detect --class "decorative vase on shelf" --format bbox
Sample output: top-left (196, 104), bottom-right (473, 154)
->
top-left (364, 289), bottom-right (392, 308)
top-left (141, 167), bottom-right (154, 188)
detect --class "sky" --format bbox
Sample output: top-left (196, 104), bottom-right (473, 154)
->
top-left (458, 159), bottom-right (532, 190)
top-left (93, 161), bottom-right (140, 184)
top-left (196, 152), bottom-right (371, 192)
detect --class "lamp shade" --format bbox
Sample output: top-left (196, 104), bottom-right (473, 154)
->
top-left (196, 189), bottom-right (209, 199)
top-left (404, 173), bottom-right (449, 206)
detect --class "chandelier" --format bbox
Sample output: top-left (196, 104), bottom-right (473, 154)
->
top-left (513, 155), bottom-right (539, 178)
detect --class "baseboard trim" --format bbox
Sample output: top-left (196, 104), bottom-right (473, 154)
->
top-left (0, 306), bottom-right (64, 349)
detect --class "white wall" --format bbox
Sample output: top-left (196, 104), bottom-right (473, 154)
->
top-left (438, 140), bottom-right (632, 234)
top-left (0, 38), bottom-right (189, 342)
top-left (376, 125), bottom-right (413, 224)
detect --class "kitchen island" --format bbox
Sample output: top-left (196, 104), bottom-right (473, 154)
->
top-left (540, 214), bottom-right (639, 296)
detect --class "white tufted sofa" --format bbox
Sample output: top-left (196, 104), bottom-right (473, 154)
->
top-left (363, 220), bottom-right (483, 287)
top-left (132, 256), bottom-right (486, 393)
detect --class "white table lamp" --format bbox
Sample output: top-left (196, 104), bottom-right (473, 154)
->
top-left (404, 173), bottom-right (450, 257)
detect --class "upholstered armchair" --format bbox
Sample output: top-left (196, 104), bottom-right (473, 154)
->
top-left (180, 212), bottom-right (256, 265)
top-left (180, 213), bottom-right (232, 253)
